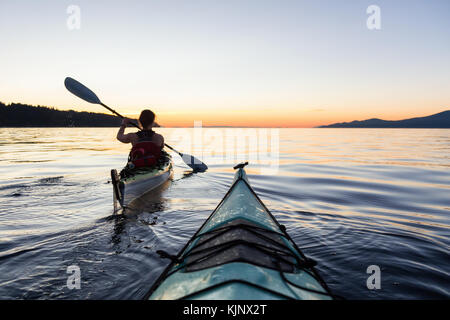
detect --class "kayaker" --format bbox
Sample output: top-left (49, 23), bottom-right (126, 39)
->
top-left (117, 110), bottom-right (165, 168)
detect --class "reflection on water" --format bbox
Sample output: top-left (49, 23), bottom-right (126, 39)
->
top-left (0, 128), bottom-right (449, 299)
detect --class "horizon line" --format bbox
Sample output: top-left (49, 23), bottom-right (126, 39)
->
top-left (1, 101), bottom-right (448, 129)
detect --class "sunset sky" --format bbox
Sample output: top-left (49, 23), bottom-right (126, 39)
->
top-left (1, 0), bottom-right (449, 127)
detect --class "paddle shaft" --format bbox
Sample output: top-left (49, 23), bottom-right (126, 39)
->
top-left (101, 103), bottom-right (140, 130)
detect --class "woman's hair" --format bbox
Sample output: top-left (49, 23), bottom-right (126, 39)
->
top-left (139, 109), bottom-right (155, 129)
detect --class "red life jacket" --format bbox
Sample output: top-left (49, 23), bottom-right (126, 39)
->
top-left (129, 141), bottom-right (161, 168)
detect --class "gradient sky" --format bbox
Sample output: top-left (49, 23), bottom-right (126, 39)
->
top-left (1, 0), bottom-right (449, 127)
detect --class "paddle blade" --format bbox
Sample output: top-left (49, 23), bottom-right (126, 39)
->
top-left (181, 153), bottom-right (208, 172)
top-left (64, 77), bottom-right (101, 104)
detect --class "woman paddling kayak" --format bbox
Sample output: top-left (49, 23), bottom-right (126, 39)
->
top-left (62, 76), bottom-right (204, 207)
top-left (111, 109), bottom-right (173, 208)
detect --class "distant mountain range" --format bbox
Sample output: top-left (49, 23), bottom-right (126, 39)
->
top-left (0, 102), bottom-right (159, 127)
top-left (319, 110), bottom-right (450, 128)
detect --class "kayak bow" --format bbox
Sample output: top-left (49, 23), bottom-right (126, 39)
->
top-left (144, 162), bottom-right (334, 300)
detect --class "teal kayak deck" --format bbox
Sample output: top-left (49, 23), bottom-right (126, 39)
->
top-left (149, 262), bottom-right (330, 300)
top-left (145, 164), bottom-right (334, 300)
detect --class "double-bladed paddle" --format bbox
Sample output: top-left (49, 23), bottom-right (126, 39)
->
top-left (64, 77), bottom-right (208, 172)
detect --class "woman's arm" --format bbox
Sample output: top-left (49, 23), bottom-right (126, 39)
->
top-left (117, 118), bottom-right (135, 144)
top-left (153, 133), bottom-right (165, 148)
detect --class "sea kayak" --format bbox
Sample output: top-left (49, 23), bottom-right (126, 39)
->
top-left (144, 162), bottom-right (334, 300)
top-left (111, 151), bottom-right (172, 208)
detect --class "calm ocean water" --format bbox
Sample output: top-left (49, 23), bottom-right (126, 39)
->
top-left (0, 127), bottom-right (448, 299)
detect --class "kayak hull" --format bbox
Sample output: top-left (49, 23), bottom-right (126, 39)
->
top-left (112, 154), bottom-right (172, 208)
top-left (145, 164), bottom-right (334, 300)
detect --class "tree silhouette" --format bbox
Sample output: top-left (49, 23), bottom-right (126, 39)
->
top-left (0, 102), bottom-right (159, 127)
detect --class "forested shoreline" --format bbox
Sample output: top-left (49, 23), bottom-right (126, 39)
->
top-left (0, 102), bottom-right (124, 127)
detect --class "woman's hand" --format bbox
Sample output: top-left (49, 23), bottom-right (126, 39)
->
top-left (121, 118), bottom-right (131, 127)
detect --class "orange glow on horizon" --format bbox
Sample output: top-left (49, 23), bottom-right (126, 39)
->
top-left (5, 97), bottom-right (446, 128)
top-left (139, 108), bottom-right (448, 128)
top-left (128, 110), bottom-right (340, 128)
